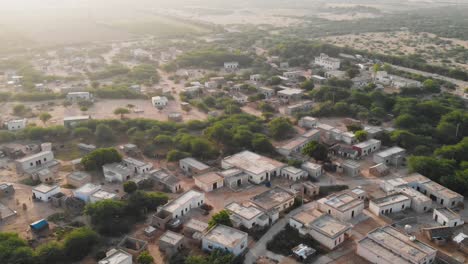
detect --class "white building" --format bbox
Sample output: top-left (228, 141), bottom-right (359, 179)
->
top-left (250, 74), bottom-right (262, 82)
top-left (281, 166), bottom-right (307, 181)
top-left (179, 157), bottom-right (210, 176)
top-left (257, 86), bottom-right (275, 99)
top-left (218, 169), bottom-right (249, 189)
top-left (369, 193), bottom-right (411, 216)
top-left (314, 53), bottom-right (341, 70)
top-left (66, 92), bottom-right (93, 102)
top-left (433, 208), bottom-right (464, 227)
top-left (290, 209), bottom-right (352, 249)
top-left (222, 151), bottom-right (286, 184)
top-left (103, 163), bottom-right (132, 182)
top-left (353, 139), bottom-right (381, 156)
top-left (397, 187), bottom-right (432, 213)
top-left (122, 157), bottom-right (152, 175)
top-left (98, 248), bottom-right (132, 264)
top-left (277, 88), bottom-right (303, 102)
top-left (32, 184), bottom-right (60, 202)
top-left (250, 186), bottom-right (296, 222)
top-left (63, 115), bottom-right (91, 128)
top-left (298, 116), bottom-right (317, 129)
top-left (6, 119), bottom-right (27, 131)
top-left (90, 190), bottom-right (117, 203)
top-left (73, 183), bottom-right (101, 203)
top-left (202, 225), bottom-right (248, 256)
top-left (162, 190), bottom-right (205, 219)
top-left (318, 188), bottom-right (366, 221)
top-left (225, 201), bottom-right (269, 229)
top-left (152, 96), bottom-right (169, 107)
top-left (194, 171), bottom-right (224, 192)
top-left (373, 147), bottom-right (406, 167)
top-left (15, 151), bottom-right (55, 173)
top-left (224, 62), bottom-right (239, 71)
top-left (357, 226), bottom-right (437, 264)
top-left (276, 137), bottom-right (311, 157)
top-left (301, 162), bottom-right (323, 179)
top-left (282, 71), bottom-right (303, 80)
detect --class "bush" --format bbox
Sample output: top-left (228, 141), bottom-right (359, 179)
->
top-left (81, 148), bottom-right (122, 171)
top-left (62, 227), bottom-right (99, 261)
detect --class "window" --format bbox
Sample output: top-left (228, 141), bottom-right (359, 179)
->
top-left (208, 245), bottom-right (213, 249)
top-left (402, 205), bottom-right (405, 209)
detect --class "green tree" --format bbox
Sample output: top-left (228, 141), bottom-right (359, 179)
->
top-left (252, 134), bottom-right (275, 154)
top-left (81, 148), bottom-right (122, 171)
top-left (0, 233), bottom-right (35, 264)
top-left (300, 80), bottom-right (315, 91)
top-left (85, 199), bottom-right (128, 235)
top-left (39, 112), bottom-right (52, 125)
top-left (0, 131), bottom-right (16, 143)
top-left (167, 150), bottom-right (190, 162)
top-left (62, 227), bottom-right (98, 261)
top-left (355, 130), bottom-right (368, 142)
top-left (35, 242), bottom-right (65, 264)
top-left (185, 250), bottom-right (234, 264)
top-left (13, 104), bottom-right (28, 116)
top-left (408, 156), bottom-right (456, 181)
top-left (137, 251), bottom-right (154, 264)
top-left (208, 210), bottom-right (232, 228)
top-left (73, 127), bottom-right (93, 139)
top-left (95, 124), bottom-right (116, 142)
top-left (268, 117), bottom-right (294, 140)
top-left (123, 181), bottom-right (138, 194)
top-left (301, 141), bottom-right (328, 161)
top-left (114, 107), bottom-right (130, 119)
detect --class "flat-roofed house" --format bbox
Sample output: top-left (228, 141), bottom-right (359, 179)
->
top-left (298, 116), bottom-right (318, 129)
top-left (281, 166), bottom-right (307, 181)
top-left (194, 171), bottom-right (224, 192)
top-left (301, 162), bottom-right (323, 179)
top-left (218, 169), bottom-right (249, 189)
top-left (6, 119), bottom-right (27, 131)
top-left (67, 92), bottom-right (93, 102)
top-left (433, 208), bottom-right (464, 227)
top-left (183, 219), bottom-right (209, 238)
top-left (277, 137), bottom-right (310, 157)
top-left (159, 230), bottom-right (184, 256)
top-left (353, 139), bottom-right (381, 156)
top-left (338, 160), bottom-right (361, 177)
top-left (98, 248), bottom-right (132, 264)
top-left (285, 100), bottom-right (314, 115)
top-left (402, 173), bottom-right (464, 208)
top-left (397, 187), bottom-right (432, 213)
top-left (224, 62), bottom-right (239, 71)
top-left (122, 157), bottom-right (152, 175)
top-left (103, 163), bottom-right (132, 182)
top-left (225, 201), bottom-right (269, 229)
top-left (179, 158), bottom-right (210, 176)
top-left (357, 226), bottom-right (437, 264)
top-left (369, 194), bottom-right (411, 216)
top-left (63, 115), bottom-right (91, 128)
top-left (314, 53), bottom-right (341, 70)
top-left (278, 88), bottom-right (303, 102)
top-left (66, 171), bottom-right (91, 187)
top-left (32, 184), bottom-right (60, 202)
top-left (90, 190), bottom-right (117, 203)
top-left (202, 225), bottom-right (248, 256)
top-left (290, 209), bottom-right (352, 249)
top-left (15, 151), bottom-right (55, 173)
top-left (73, 183), bottom-right (101, 203)
top-left (373, 147), bottom-right (406, 167)
top-left (250, 186), bottom-right (296, 223)
top-left (222, 151), bottom-right (285, 184)
top-left (149, 169), bottom-right (182, 193)
top-left (318, 188), bottom-right (365, 221)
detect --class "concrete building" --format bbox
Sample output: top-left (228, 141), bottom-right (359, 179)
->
top-left (329, 145), bottom-right (359, 160)
top-left (225, 201), bottom-right (269, 229)
top-left (301, 129), bottom-right (321, 141)
top-left (149, 169), bottom-right (182, 193)
top-left (179, 158), bottom-right (210, 176)
top-left (318, 188), bottom-right (365, 221)
top-left (159, 230), bottom-right (184, 256)
top-left (218, 169), bottom-right (249, 189)
top-left (398, 187), bottom-right (432, 213)
top-left (353, 139), bottom-right (381, 156)
top-left (103, 163), bottom-right (132, 182)
top-left (369, 163), bottom-right (389, 177)
top-left (222, 151), bottom-right (285, 184)
top-left (98, 248), bottom-right (132, 264)
top-left (285, 100), bottom-right (314, 115)
top-left (66, 92), bottom-right (93, 101)
top-left (281, 166), bottom-right (307, 181)
top-left (250, 186), bottom-right (296, 222)
top-left (298, 116), bottom-right (317, 129)
top-left (63, 115), bottom-right (91, 128)
top-left (33, 168), bottom-right (55, 183)
top-left (202, 225), bottom-right (248, 256)
top-left (0, 183), bottom-right (14, 198)
top-left (183, 219), bottom-right (209, 238)
top-left (374, 147), bottom-right (406, 167)
top-left (258, 87), bottom-right (275, 98)
top-left (224, 62), bottom-right (239, 71)
top-left (433, 208), bottom-right (464, 227)
top-left (290, 209), bottom-right (352, 249)
top-left (402, 173), bottom-right (464, 208)
top-left (338, 160), bottom-right (361, 177)
top-left (15, 151), bottom-right (54, 173)
top-left (369, 194), bottom-right (411, 216)
top-left (90, 190), bottom-right (117, 203)
top-left (314, 53), bottom-right (341, 70)
top-left (301, 162), bottom-right (323, 179)
top-left (276, 137), bottom-right (310, 157)
top-left (194, 171), bottom-right (224, 192)
top-left (73, 183), bottom-right (101, 203)
top-left (122, 157), bottom-right (152, 175)
top-left (6, 119), bottom-right (27, 131)
top-left (66, 171), bottom-right (92, 187)
top-left (282, 71), bottom-right (303, 80)
top-left (277, 88), bottom-right (303, 102)
top-left (357, 226), bottom-right (437, 264)
top-left (250, 74), bottom-right (261, 82)
top-left (152, 96), bottom-right (169, 107)
top-left (32, 184), bottom-right (60, 202)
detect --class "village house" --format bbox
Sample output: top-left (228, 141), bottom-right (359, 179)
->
top-left (250, 74), bottom-right (262, 82)
top-left (98, 248), bottom-right (132, 264)
top-left (32, 184), bottom-right (60, 202)
top-left (258, 86), bottom-right (275, 99)
top-left (285, 100), bottom-right (314, 115)
top-left (222, 151), bottom-right (285, 184)
top-left (337, 160), bottom-right (361, 177)
top-left (32, 168), bottom-right (55, 183)
top-left (202, 225), bottom-right (248, 256)
top-left (149, 169), bottom-right (182, 193)
top-left (357, 226), bottom-right (437, 264)
top-left (397, 186), bottom-right (432, 213)
top-left (364, 126), bottom-right (384, 138)
top-left (368, 163), bottom-right (389, 177)
top-left (290, 208), bottom-right (352, 249)
top-left (194, 171), bottom-right (224, 192)
top-left (281, 166), bottom-right (308, 181)
top-left (277, 137), bottom-right (310, 157)
top-left (277, 88), bottom-right (303, 102)
top-left (250, 186), bottom-right (296, 223)
top-left (15, 151), bottom-right (55, 173)
top-left (373, 147), bottom-right (406, 167)
top-left (152, 96), bottom-right (168, 108)
top-left (298, 116), bottom-right (318, 129)
top-left (433, 208), bottom-right (464, 227)
top-left (353, 139), bottom-right (381, 156)
top-left (218, 169), bottom-right (249, 189)
top-left (402, 173), bottom-right (464, 208)
top-left (103, 163), bottom-right (132, 182)
top-left (0, 183), bottom-right (14, 198)
top-left (63, 115), bottom-right (91, 128)
top-left (5, 119), bottom-right (27, 131)
top-left (73, 183), bottom-right (101, 203)
top-left (122, 157), bottom-right (152, 175)
top-left (329, 145), bottom-right (359, 160)
top-left (183, 219), bottom-right (209, 238)
top-left (301, 162), bottom-right (323, 179)
top-left (314, 53), bottom-right (341, 70)
top-left (90, 190), bottom-right (117, 203)
top-left (66, 91), bottom-right (93, 102)
top-left (311, 75), bottom-right (327, 84)
top-left (159, 231), bottom-right (184, 256)
top-left (225, 201), bottom-right (269, 229)
top-left (318, 187), bottom-right (366, 221)
top-left (282, 71), bottom-right (303, 80)
top-left (179, 157), bottom-right (211, 176)
top-left (224, 62), bottom-right (239, 72)
top-left (369, 193), bottom-right (411, 216)
top-left (324, 70), bottom-right (347, 79)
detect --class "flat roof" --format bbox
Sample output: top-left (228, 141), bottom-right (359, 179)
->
top-left (195, 171), bottom-right (223, 185)
top-left (302, 129), bottom-right (320, 138)
top-left (103, 163), bottom-right (131, 175)
top-left (223, 151), bottom-right (285, 175)
top-left (422, 180), bottom-right (463, 199)
top-left (343, 160), bottom-right (360, 168)
top-left (282, 166), bottom-right (305, 175)
top-left (160, 230), bottom-right (184, 245)
top-left (278, 88), bottom-right (303, 95)
top-left (371, 194), bottom-right (410, 207)
top-left (164, 190), bottom-right (204, 213)
top-left (68, 171), bottom-right (91, 181)
top-left (434, 208), bottom-right (461, 220)
top-left (91, 190), bottom-right (116, 200)
top-left (226, 201), bottom-right (264, 220)
top-left (397, 187), bottom-right (431, 203)
top-left (98, 249), bottom-right (131, 264)
top-left (123, 157), bottom-right (148, 167)
top-left (74, 183), bottom-right (101, 195)
top-left (279, 137), bottom-right (309, 151)
top-left (353, 139), bottom-right (380, 148)
top-left (185, 219), bottom-right (209, 232)
top-left (319, 189), bottom-right (363, 212)
top-left (311, 214), bottom-right (352, 238)
top-left (302, 161), bottom-right (321, 170)
top-left (63, 115), bottom-right (90, 121)
top-left (16, 151), bottom-right (52, 163)
top-left (33, 184), bottom-right (59, 194)
top-left (203, 225), bottom-right (247, 248)
top-left (375, 147), bottom-right (405, 158)
top-left (180, 157), bottom-right (210, 171)
top-left (251, 186), bottom-right (295, 211)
